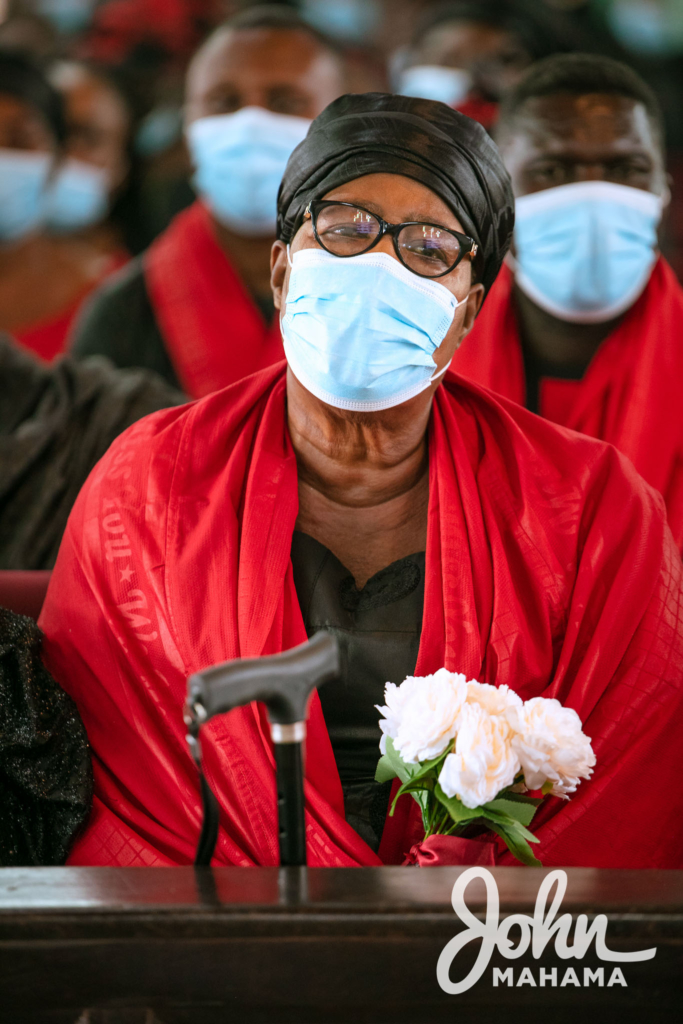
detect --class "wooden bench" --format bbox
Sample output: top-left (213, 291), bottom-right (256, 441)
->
top-left (0, 866), bottom-right (681, 1023)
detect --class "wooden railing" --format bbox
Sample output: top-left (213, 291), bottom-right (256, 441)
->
top-left (0, 866), bottom-right (681, 1023)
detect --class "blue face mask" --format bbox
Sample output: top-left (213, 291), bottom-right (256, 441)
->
top-left (282, 248), bottom-right (460, 412)
top-left (44, 158), bottom-right (109, 233)
top-left (37, 0), bottom-right (95, 35)
top-left (0, 149), bottom-right (51, 243)
top-left (301, 0), bottom-right (382, 43)
top-left (186, 107), bottom-right (311, 237)
top-left (512, 180), bottom-right (663, 323)
top-left (398, 65), bottom-right (472, 107)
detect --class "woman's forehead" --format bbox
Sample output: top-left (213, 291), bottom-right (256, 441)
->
top-left (320, 173), bottom-right (465, 231)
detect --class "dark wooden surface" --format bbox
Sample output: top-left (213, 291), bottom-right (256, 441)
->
top-left (0, 866), bottom-right (681, 1023)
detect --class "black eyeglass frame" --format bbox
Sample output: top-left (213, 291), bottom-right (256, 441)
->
top-left (303, 200), bottom-right (478, 280)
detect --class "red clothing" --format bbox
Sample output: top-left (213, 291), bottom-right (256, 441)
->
top-left (40, 365), bottom-right (683, 869)
top-left (451, 259), bottom-right (683, 550)
top-left (82, 0), bottom-right (207, 65)
top-left (15, 252), bottom-right (127, 363)
top-left (144, 202), bottom-right (283, 399)
top-left (14, 298), bottom-right (85, 363)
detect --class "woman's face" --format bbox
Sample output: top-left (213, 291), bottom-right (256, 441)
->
top-left (271, 172), bottom-right (485, 377)
top-left (0, 94), bottom-right (56, 153)
top-left (55, 67), bottom-right (130, 192)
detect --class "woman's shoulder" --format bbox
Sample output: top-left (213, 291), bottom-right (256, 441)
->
top-left (440, 371), bottom-right (667, 535)
top-left (79, 361), bottom-right (287, 508)
top-left (443, 369), bottom-right (644, 475)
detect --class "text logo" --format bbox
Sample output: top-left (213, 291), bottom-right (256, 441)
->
top-left (437, 867), bottom-right (656, 994)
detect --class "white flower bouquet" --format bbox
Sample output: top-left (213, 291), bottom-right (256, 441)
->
top-left (375, 668), bottom-right (596, 866)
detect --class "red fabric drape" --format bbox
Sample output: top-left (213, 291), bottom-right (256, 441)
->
top-left (144, 202), bottom-right (283, 399)
top-left (14, 299), bottom-right (84, 363)
top-left (451, 258), bottom-right (683, 550)
top-left (39, 364), bottom-right (683, 869)
top-left (14, 252), bottom-right (128, 363)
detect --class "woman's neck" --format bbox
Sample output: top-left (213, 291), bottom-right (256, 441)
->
top-left (287, 368), bottom-right (432, 587)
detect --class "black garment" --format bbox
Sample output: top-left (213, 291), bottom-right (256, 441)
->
top-left (70, 257), bottom-right (181, 390)
top-left (0, 333), bottom-right (184, 569)
top-left (0, 607), bottom-right (92, 865)
top-left (520, 338), bottom-right (585, 415)
top-left (291, 531), bottom-right (425, 852)
top-left (71, 256), bottom-right (276, 390)
top-left (277, 92), bottom-right (515, 295)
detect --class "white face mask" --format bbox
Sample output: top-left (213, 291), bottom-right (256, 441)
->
top-left (44, 158), bottom-right (109, 233)
top-left (397, 65), bottom-right (472, 107)
top-left (186, 107), bottom-right (311, 237)
top-left (511, 180), bottom-right (664, 323)
top-left (282, 248), bottom-right (459, 412)
top-left (0, 149), bottom-right (51, 242)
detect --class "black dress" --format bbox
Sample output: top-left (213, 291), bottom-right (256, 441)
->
top-left (291, 531), bottom-right (425, 852)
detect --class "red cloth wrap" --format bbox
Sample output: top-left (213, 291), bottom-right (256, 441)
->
top-left (39, 365), bottom-right (683, 868)
top-left (451, 258), bottom-right (683, 550)
top-left (144, 201), bottom-right (283, 398)
top-left (404, 834), bottom-right (496, 867)
top-left (14, 252), bottom-right (127, 363)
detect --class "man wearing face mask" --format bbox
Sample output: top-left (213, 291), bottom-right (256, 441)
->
top-left (41, 94), bottom-right (683, 870)
top-left (71, 5), bottom-right (346, 398)
top-left (451, 53), bottom-right (683, 550)
top-left (395, 0), bottom-right (587, 131)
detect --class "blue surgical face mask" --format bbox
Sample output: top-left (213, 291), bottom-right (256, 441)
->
top-left (398, 65), bottom-right (472, 107)
top-left (282, 248), bottom-right (460, 412)
top-left (44, 158), bottom-right (109, 233)
top-left (512, 180), bottom-right (663, 323)
top-left (0, 149), bottom-right (52, 243)
top-left (37, 0), bottom-right (95, 35)
top-left (301, 0), bottom-right (382, 43)
top-left (186, 107), bottom-right (311, 237)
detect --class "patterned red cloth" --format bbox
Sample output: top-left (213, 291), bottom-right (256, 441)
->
top-left (39, 365), bottom-right (683, 868)
top-left (144, 201), bottom-right (283, 398)
top-left (451, 258), bottom-right (683, 551)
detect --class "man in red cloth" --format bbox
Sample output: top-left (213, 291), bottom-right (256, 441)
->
top-left (70, 5), bottom-right (346, 398)
top-left (450, 53), bottom-right (683, 550)
top-left (41, 93), bottom-right (683, 870)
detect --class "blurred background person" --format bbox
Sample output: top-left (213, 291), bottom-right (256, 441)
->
top-left (451, 53), bottom-right (683, 550)
top-left (392, 0), bottom-right (607, 129)
top-left (45, 60), bottom-right (131, 262)
top-left (71, 4), bottom-right (346, 397)
top-left (0, 329), bottom-right (184, 570)
top-left (0, 50), bottom-right (126, 361)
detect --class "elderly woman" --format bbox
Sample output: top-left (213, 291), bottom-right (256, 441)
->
top-left (40, 95), bottom-right (683, 869)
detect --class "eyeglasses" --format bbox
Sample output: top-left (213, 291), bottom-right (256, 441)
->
top-left (303, 200), bottom-right (478, 279)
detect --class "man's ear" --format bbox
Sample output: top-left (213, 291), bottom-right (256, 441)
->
top-left (459, 283), bottom-right (485, 340)
top-left (271, 240), bottom-right (288, 311)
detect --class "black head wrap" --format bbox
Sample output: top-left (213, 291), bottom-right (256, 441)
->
top-left (277, 92), bottom-right (514, 295)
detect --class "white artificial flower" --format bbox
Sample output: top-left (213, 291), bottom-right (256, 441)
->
top-left (376, 668), bottom-right (468, 763)
top-left (466, 680), bottom-right (523, 716)
top-left (438, 702), bottom-right (520, 809)
top-left (505, 696), bottom-right (596, 797)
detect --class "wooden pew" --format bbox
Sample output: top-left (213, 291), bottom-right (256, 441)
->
top-left (0, 866), bottom-right (681, 1023)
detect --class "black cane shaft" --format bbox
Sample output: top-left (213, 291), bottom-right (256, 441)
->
top-left (274, 741), bottom-right (307, 866)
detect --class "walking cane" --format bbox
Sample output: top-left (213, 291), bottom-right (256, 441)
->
top-left (184, 631), bottom-right (340, 867)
